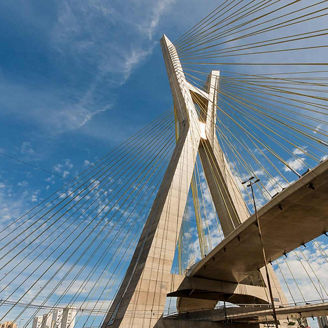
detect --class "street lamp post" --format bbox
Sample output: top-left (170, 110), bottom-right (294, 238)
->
top-left (243, 176), bottom-right (279, 328)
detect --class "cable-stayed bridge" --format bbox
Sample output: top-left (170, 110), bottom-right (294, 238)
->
top-left (1, 1), bottom-right (328, 328)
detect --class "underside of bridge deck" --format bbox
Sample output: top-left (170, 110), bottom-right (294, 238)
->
top-left (180, 159), bottom-right (328, 284)
top-left (170, 159), bottom-right (328, 313)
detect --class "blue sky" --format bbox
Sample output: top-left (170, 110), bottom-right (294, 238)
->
top-left (0, 1), bottom-right (328, 327)
top-left (0, 0), bottom-right (220, 217)
top-left (0, 1), bottom-right (220, 325)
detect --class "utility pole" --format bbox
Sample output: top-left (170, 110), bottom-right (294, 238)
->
top-left (243, 176), bottom-right (279, 328)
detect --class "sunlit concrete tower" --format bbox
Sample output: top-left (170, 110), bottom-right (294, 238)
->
top-left (102, 35), bottom-right (287, 328)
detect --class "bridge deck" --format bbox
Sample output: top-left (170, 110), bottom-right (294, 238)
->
top-left (164, 302), bottom-right (328, 324)
top-left (185, 159), bottom-right (328, 283)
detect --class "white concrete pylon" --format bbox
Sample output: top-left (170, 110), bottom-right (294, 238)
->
top-left (101, 35), bottom-right (281, 328)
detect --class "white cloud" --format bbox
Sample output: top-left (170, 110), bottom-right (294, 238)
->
top-left (52, 106), bottom-right (110, 132)
top-left (53, 159), bottom-right (74, 178)
top-left (20, 141), bottom-right (35, 155)
top-left (274, 242), bottom-right (328, 305)
top-left (284, 148), bottom-right (307, 173)
top-left (284, 158), bottom-right (305, 173)
top-left (292, 147), bottom-right (307, 156)
top-left (51, 0), bottom-right (172, 87)
top-left (141, 0), bottom-right (176, 40)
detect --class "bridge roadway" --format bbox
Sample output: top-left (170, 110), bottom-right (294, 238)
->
top-left (159, 302), bottom-right (328, 326)
top-left (169, 159), bottom-right (328, 305)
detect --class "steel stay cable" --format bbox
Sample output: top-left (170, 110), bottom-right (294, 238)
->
top-left (188, 82), bottom-right (259, 208)
top-left (217, 128), bottom-right (271, 201)
top-left (173, 0), bottom-right (236, 45)
top-left (219, 88), bottom-right (328, 154)
top-left (177, 0), bottom-right (299, 53)
top-left (0, 143), bottom-right (172, 276)
top-left (9, 171), bottom-right (158, 328)
top-left (180, 67), bottom-right (328, 117)
top-left (221, 77), bottom-right (328, 120)
top-left (0, 116), bottom-right (171, 257)
top-left (223, 76), bottom-right (327, 105)
top-left (221, 77), bottom-right (328, 98)
top-left (219, 120), bottom-right (285, 193)
top-left (293, 250), bottom-right (324, 301)
top-left (177, 0), bottom-right (279, 51)
top-left (177, 1), bottom-right (328, 56)
top-left (8, 165), bottom-right (164, 328)
top-left (283, 257), bottom-right (306, 303)
top-left (0, 117), bottom-right (174, 262)
top-left (184, 68), bottom-right (328, 92)
top-left (195, 159), bottom-right (213, 251)
top-left (220, 78), bottom-right (328, 113)
top-left (0, 118), bottom-right (175, 295)
top-left (181, 41), bottom-right (328, 61)
top-left (187, 82), bottom-right (252, 213)
top-left (175, 0), bottom-right (249, 48)
top-left (220, 73), bottom-right (328, 88)
top-left (222, 78), bottom-right (328, 103)
top-left (218, 96), bottom-right (314, 172)
top-left (195, 161), bottom-right (211, 252)
top-left (2, 121), bottom-right (175, 323)
top-left (221, 78), bottom-right (328, 89)
top-left (0, 300), bottom-right (106, 314)
top-left (191, 171), bottom-right (206, 258)
top-left (277, 263), bottom-right (296, 305)
top-left (181, 61), bottom-right (328, 66)
top-left (0, 114), bottom-right (171, 243)
top-left (0, 118), bottom-right (175, 289)
top-left (298, 248), bottom-right (328, 298)
top-left (216, 100), bottom-right (302, 177)
top-left (216, 117), bottom-right (273, 198)
top-left (243, 131), bottom-right (290, 185)
top-left (187, 79), bottom-right (303, 181)
top-left (30, 138), bottom-right (173, 328)
top-left (179, 27), bottom-right (328, 59)
top-left (219, 87), bottom-right (328, 153)
top-left (313, 241), bottom-right (328, 265)
top-left (0, 112), bottom-right (172, 240)
top-left (78, 217), bottom-right (147, 328)
top-left (0, 120), bottom-right (174, 294)
top-left (71, 172), bottom-right (164, 328)
top-left (223, 79), bottom-right (328, 96)
top-left (218, 133), bottom-right (254, 210)
top-left (177, 0), bottom-right (267, 50)
top-left (189, 93), bottom-right (242, 228)
top-left (176, 68), bottom-right (319, 185)
top-left (215, 96), bottom-right (294, 187)
top-left (53, 129), bottom-right (175, 303)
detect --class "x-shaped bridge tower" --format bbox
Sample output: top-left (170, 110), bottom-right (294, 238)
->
top-left (102, 35), bottom-right (285, 328)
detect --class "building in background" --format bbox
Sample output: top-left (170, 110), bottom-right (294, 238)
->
top-left (42, 312), bottom-right (53, 328)
top-left (32, 307), bottom-right (76, 328)
top-left (32, 316), bottom-right (43, 328)
top-left (52, 309), bottom-right (63, 328)
top-left (318, 316), bottom-right (328, 328)
top-left (61, 308), bottom-right (76, 328)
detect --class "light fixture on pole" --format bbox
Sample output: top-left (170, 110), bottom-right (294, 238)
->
top-left (242, 176), bottom-right (279, 328)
